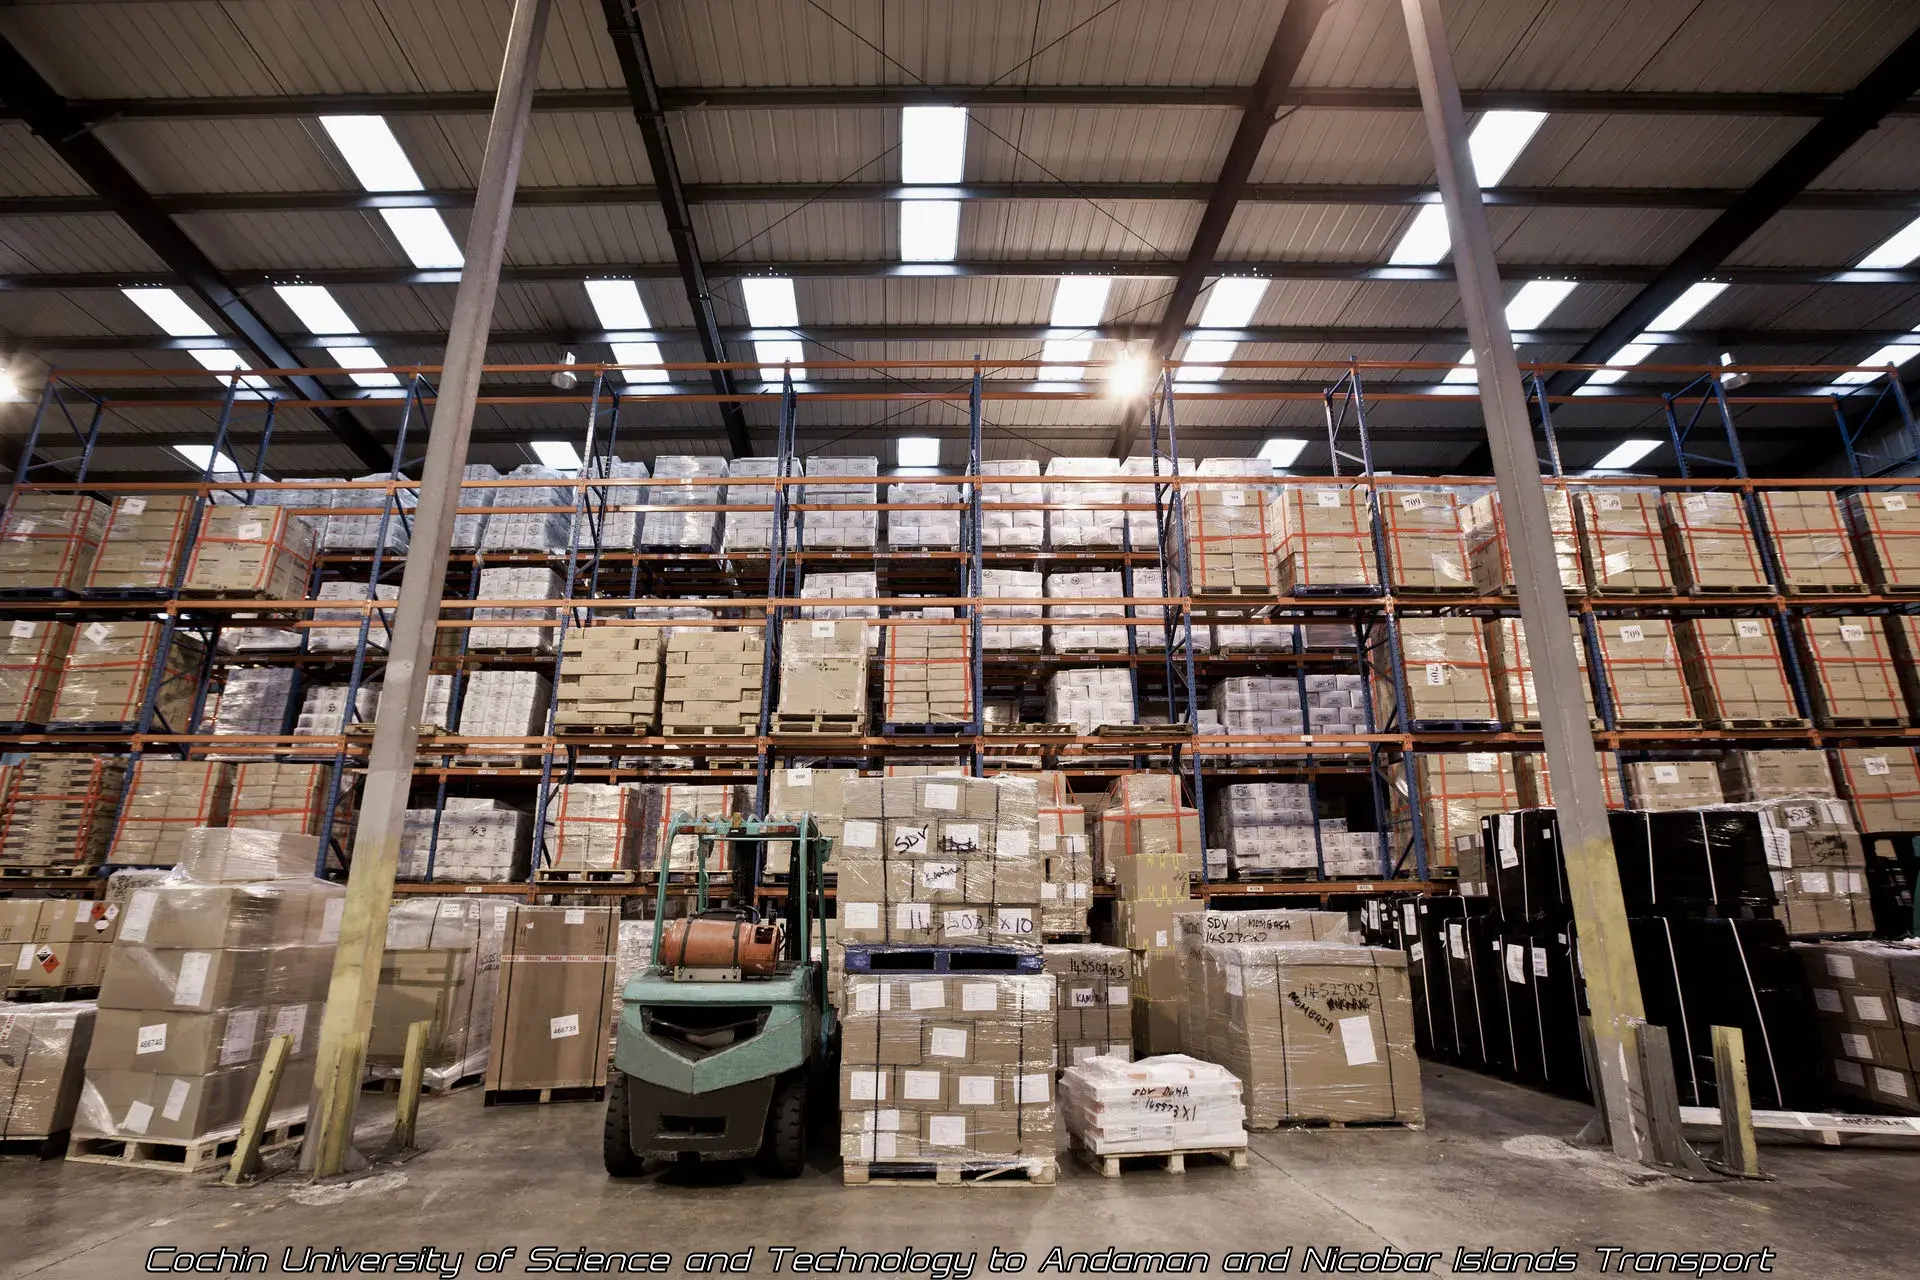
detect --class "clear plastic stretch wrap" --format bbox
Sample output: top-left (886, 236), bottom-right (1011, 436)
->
top-left (1043, 943), bottom-right (1131, 1068)
top-left (1036, 773), bottom-right (1091, 936)
top-left (422, 673), bottom-right (455, 733)
top-left (49, 620), bottom-right (202, 731)
top-left (1046, 570), bottom-right (1128, 653)
top-left (295, 681), bottom-right (380, 735)
top-left (1623, 760), bottom-right (1724, 811)
top-left (228, 762), bottom-right (333, 837)
top-left (481, 464), bottom-right (573, 553)
top-left (799, 571), bottom-right (879, 651)
top-left (0, 756), bottom-right (125, 869)
top-left (181, 504), bottom-right (317, 599)
top-left (765, 765), bottom-right (858, 871)
top-left (1661, 490), bottom-right (1767, 593)
top-left (374, 896), bottom-right (509, 1089)
top-left (1834, 747), bottom-right (1920, 831)
top-left (1484, 616), bottom-right (1597, 728)
top-left (1464, 488), bottom-right (1583, 594)
top-left (1846, 489), bottom-right (1920, 592)
top-left (1720, 749), bottom-right (1836, 803)
top-left (110, 760), bottom-right (234, 867)
top-left (839, 968), bottom-right (1057, 1166)
top-left (1119, 456), bottom-right (1189, 553)
top-left (1576, 487), bottom-right (1671, 593)
top-left (799, 455), bottom-right (878, 549)
top-left (470, 566), bottom-right (564, 652)
top-left (448, 463), bottom-right (501, 550)
top-left (1273, 484), bottom-right (1377, 593)
top-left (0, 1001), bottom-right (96, 1139)
top-left (1592, 618), bottom-right (1697, 724)
top-left (1172, 909), bottom-right (1359, 1061)
top-left (641, 455), bottom-right (726, 550)
top-left (778, 619), bottom-right (868, 724)
top-left (1060, 1054), bottom-right (1245, 1154)
top-left (1678, 618), bottom-right (1799, 727)
top-left (320, 476), bottom-right (412, 553)
top-left (86, 493), bottom-right (194, 592)
top-left (1209, 782), bottom-right (1317, 877)
top-left (542, 783), bottom-right (640, 873)
top-left (833, 775), bottom-right (1043, 946)
top-left (981, 460), bottom-right (1044, 549)
top-left (982, 569), bottom-right (1043, 652)
top-left (1044, 457), bottom-right (1124, 549)
top-left (634, 783), bottom-right (751, 874)
top-left (1391, 752), bottom-right (1520, 873)
top-left (1204, 941), bottom-right (1422, 1126)
top-left (887, 483), bottom-right (961, 549)
top-left (1797, 616), bottom-right (1903, 726)
top-left (721, 456), bottom-right (779, 552)
top-left (307, 581), bottom-right (398, 654)
top-left (0, 492), bottom-right (107, 593)
top-left (882, 614), bottom-right (974, 725)
top-left (75, 829), bottom-right (342, 1146)
top-left (456, 670), bottom-right (551, 739)
top-left (0, 619), bottom-right (71, 726)
top-left (398, 798), bottom-right (531, 882)
top-left (589, 458), bottom-right (650, 551)
top-left (1046, 667), bottom-right (1135, 733)
top-left (211, 667), bottom-right (295, 743)
top-left (1372, 616), bottom-right (1498, 726)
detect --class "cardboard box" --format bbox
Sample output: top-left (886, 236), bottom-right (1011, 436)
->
top-left (0, 494), bottom-right (107, 593)
top-left (1592, 618), bottom-right (1696, 725)
top-left (1576, 488), bottom-right (1673, 593)
top-left (0, 756), bottom-right (126, 870)
top-left (109, 760), bottom-right (234, 867)
top-left (97, 944), bottom-right (331, 1012)
top-left (777, 619), bottom-right (868, 721)
top-left (1846, 490), bottom-right (1920, 593)
top-left (484, 904), bottom-right (617, 1092)
top-left (1372, 617), bottom-right (1498, 727)
top-left (1797, 617), bottom-right (1906, 726)
top-left (181, 504), bottom-right (317, 598)
top-left (1662, 491), bottom-right (1768, 593)
top-left (1378, 488), bottom-right (1470, 592)
top-left (1273, 485), bottom-right (1378, 593)
top-left (1760, 491), bottom-right (1864, 593)
top-left (1464, 489), bottom-right (1582, 594)
top-left (48, 621), bottom-right (202, 731)
top-left (1484, 616), bottom-right (1598, 729)
top-left (0, 1001), bottom-right (96, 1138)
top-left (1392, 753), bottom-right (1519, 873)
top-left (1720, 749), bottom-right (1837, 802)
top-left (1833, 748), bottom-right (1920, 831)
top-left (7, 939), bottom-right (108, 989)
top-left (0, 620), bottom-right (72, 726)
top-left (85, 494), bottom-right (193, 592)
top-left (1624, 760), bottom-right (1725, 811)
top-left (75, 1058), bottom-right (317, 1144)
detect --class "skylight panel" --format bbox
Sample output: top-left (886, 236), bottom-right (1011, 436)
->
top-left (585, 280), bottom-right (669, 384)
top-left (1592, 439), bottom-right (1662, 470)
top-left (900, 200), bottom-right (961, 262)
top-left (901, 107), bottom-right (968, 185)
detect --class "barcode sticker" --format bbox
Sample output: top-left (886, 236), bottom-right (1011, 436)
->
top-left (1619, 624), bottom-right (1645, 644)
top-left (1533, 947), bottom-right (1550, 978)
top-left (1864, 756), bottom-right (1891, 776)
top-left (549, 1014), bottom-right (580, 1040)
top-left (1316, 490), bottom-right (1342, 508)
top-left (1841, 624), bottom-right (1866, 643)
top-left (1737, 620), bottom-right (1765, 639)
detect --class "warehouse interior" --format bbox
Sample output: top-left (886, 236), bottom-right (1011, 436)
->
top-left (3, 0), bottom-right (1920, 1276)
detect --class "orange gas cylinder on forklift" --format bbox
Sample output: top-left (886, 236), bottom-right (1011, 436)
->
top-left (657, 916), bottom-right (782, 976)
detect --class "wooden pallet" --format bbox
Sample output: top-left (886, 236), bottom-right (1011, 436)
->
top-left (987, 722), bottom-right (1076, 738)
top-left (1247, 1117), bottom-right (1426, 1132)
top-left (1819, 716), bottom-right (1906, 729)
top-left (1095, 723), bottom-right (1194, 739)
top-left (1709, 716), bottom-right (1812, 730)
top-left (533, 867), bottom-right (640, 884)
top-left (482, 1085), bottom-right (606, 1107)
top-left (3, 985), bottom-right (99, 1003)
top-left (660, 724), bottom-right (755, 738)
top-left (0, 1130), bottom-right (68, 1160)
top-left (1233, 869), bottom-right (1321, 884)
top-left (1070, 1135), bottom-right (1249, 1178)
top-left (843, 1156), bottom-right (1056, 1187)
top-left (1611, 718), bottom-right (1704, 730)
top-left (772, 714), bottom-right (866, 736)
top-left (1586, 586), bottom-right (1676, 597)
top-left (364, 1070), bottom-right (484, 1097)
top-left (1684, 583), bottom-right (1777, 596)
top-left (556, 722), bottom-right (651, 736)
top-left (66, 1119), bottom-right (306, 1175)
top-left (0, 864), bottom-right (100, 879)
top-left (1781, 582), bottom-right (1870, 595)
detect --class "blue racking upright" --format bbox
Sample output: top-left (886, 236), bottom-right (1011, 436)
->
top-left (1143, 372), bottom-right (1209, 859)
top-left (753, 369), bottom-right (803, 814)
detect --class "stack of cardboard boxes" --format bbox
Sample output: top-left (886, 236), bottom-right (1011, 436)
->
top-left (49, 621), bottom-right (202, 731)
top-left (1046, 669), bottom-right (1135, 734)
top-left (1061, 1055), bottom-right (1245, 1159)
top-left (108, 760), bottom-right (234, 866)
top-left (661, 627), bottom-right (763, 731)
top-left (1576, 489), bottom-right (1673, 593)
top-left (777, 618), bottom-right (868, 728)
top-left (882, 617), bottom-right (973, 726)
top-left (0, 620), bottom-right (71, 727)
top-left (1748, 799), bottom-right (1874, 936)
top-left (1796, 940), bottom-right (1920, 1113)
top-left (839, 962), bottom-right (1058, 1169)
top-left (1662, 491), bottom-right (1768, 593)
top-left (1173, 908), bottom-right (1358, 1063)
top-left (1797, 617), bottom-right (1906, 726)
top-left (0, 493), bottom-right (107, 593)
top-left (179, 505), bottom-right (316, 597)
top-left (1378, 489), bottom-right (1471, 592)
top-left (73, 829), bottom-right (342, 1147)
top-left (1099, 774), bottom-right (1200, 1055)
top-left (1845, 490), bottom-right (1920, 592)
top-left (798, 572), bottom-right (879, 647)
top-left (556, 625), bottom-right (663, 732)
top-left (1832, 748), bottom-right (1920, 832)
top-left (832, 775), bottom-right (1042, 946)
top-left (398, 798), bottom-right (530, 882)
top-left (1720, 749), bottom-right (1837, 802)
top-left (1591, 619), bottom-right (1698, 725)
top-left (765, 766), bottom-right (857, 879)
top-left (0, 898), bottom-right (117, 992)
top-left (295, 682), bottom-right (379, 736)
top-left (798, 457), bottom-right (879, 549)
top-left (1272, 484), bottom-right (1379, 593)
top-left (1678, 618), bottom-right (1803, 726)
top-left (1393, 752), bottom-right (1521, 873)
top-left (1120, 455), bottom-right (1186, 553)
top-left (319, 477), bottom-right (412, 553)
top-left (1209, 782), bottom-right (1317, 877)
top-left (981, 461), bottom-right (1045, 549)
top-left (1623, 761), bottom-right (1724, 810)
top-left (1042, 944), bottom-right (1131, 1068)
top-left (1760, 491), bottom-right (1865, 592)
top-left (1464, 489), bottom-right (1584, 593)
top-left (540, 783), bottom-right (640, 877)
top-left (485, 904), bottom-right (617, 1096)
top-left (1036, 774), bottom-right (1091, 937)
top-left (372, 897), bottom-right (507, 1090)
top-left (227, 762), bottom-right (332, 837)
top-left (1045, 572), bottom-right (1129, 653)
top-left (448, 464), bottom-right (501, 551)
top-left (1372, 617), bottom-right (1499, 728)
top-left (1044, 459), bottom-right (1124, 549)
top-left (0, 756), bottom-right (126, 870)
top-left (1484, 617), bottom-right (1598, 729)
top-left (634, 783), bottom-right (751, 875)
top-left (1132, 567), bottom-right (1217, 653)
top-left (0, 1001), bottom-right (97, 1145)
top-left (1182, 488), bottom-right (1276, 594)
top-left (86, 494), bottom-right (194, 592)
top-left (982, 570), bottom-right (1044, 652)
top-left (1515, 751), bottom-right (1628, 811)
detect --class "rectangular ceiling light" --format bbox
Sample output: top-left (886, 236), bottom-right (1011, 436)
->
top-left (1039, 276), bottom-right (1114, 379)
top-left (531, 440), bottom-right (583, 473)
top-left (172, 444), bottom-right (249, 478)
top-left (1442, 279), bottom-right (1581, 385)
top-left (1835, 332), bottom-right (1920, 386)
top-left (898, 437), bottom-right (940, 468)
top-left (320, 115), bottom-right (464, 269)
top-left (1175, 278), bottom-right (1270, 382)
top-left (585, 280), bottom-right (669, 384)
top-left (741, 276), bottom-right (805, 383)
top-left (1592, 439), bottom-right (1662, 470)
top-left (273, 284), bottom-right (400, 389)
top-left (124, 288), bottom-right (270, 390)
top-left (901, 107), bottom-right (968, 185)
top-left (1259, 438), bottom-right (1308, 466)
top-left (1858, 215), bottom-right (1920, 270)
top-left (379, 207), bottom-right (464, 270)
top-left (1585, 281), bottom-right (1729, 386)
top-left (900, 200), bottom-right (961, 262)
top-left (1388, 110), bottom-right (1549, 265)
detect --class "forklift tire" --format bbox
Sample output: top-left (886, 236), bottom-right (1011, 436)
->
top-left (755, 1073), bottom-right (807, 1179)
top-left (603, 1072), bottom-right (645, 1178)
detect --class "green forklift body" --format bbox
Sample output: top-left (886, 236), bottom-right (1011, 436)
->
top-left (614, 964), bottom-right (824, 1095)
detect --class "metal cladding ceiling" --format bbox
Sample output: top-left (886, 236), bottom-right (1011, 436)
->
top-left (0, 0), bottom-right (1915, 480)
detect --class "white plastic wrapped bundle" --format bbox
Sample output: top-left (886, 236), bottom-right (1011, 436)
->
top-left (1047, 570), bottom-right (1128, 653)
top-left (422, 673), bottom-right (456, 733)
top-left (397, 798), bottom-right (531, 882)
top-left (641, 455), bottom-right (726, 549)
top-left (721, 457), bottom-right (779, 552)
top-left (587, 458), bottom-right (649, 551)
top-left (800, 456), bottom-right (878, 549)
top-left (982, 569), bottom-right (1043, 652)
top-left (630, 599), bottom-right (714, 643)
top-left (1129, 567), bottom-right (1213, 653)
top-left (248, 479), bottom-right (334, 544)
top-left (321, 475), bottom-right (413, 552)
top-left (886, 483), bottom-right (961, 549)
top-left (981, 460), bottom-right (1044, 548)
top-left (308, 581), bottom-right (399, 653)
top-left (1046, 458), bottom-right (1124, 548)
top-left (1048, 668), bottom-right (1136, 732)
top-left (1120, 456), bottom-right (1191, 554)
top-left (211, 667), bottom-right (295, 739)
top-left (800, 571), bottom-right (878, 651)
top-left (470, 566), bottom-right (564, 652)
top-left (1061, 1055), bottom-right (1246, 1153)
top-left (1210, 782), bottom-right (1317, 875)
top-left (296, 682), bottom-right (381, 735)
top-left (479, 465), bottom-right (573, 552)
top-left (218, 625), bottom-right (303, 654)
top-left (1196, 456), bottom-right (1277, 496)
top-left (1213, 621), bottom-right (1293, 652)
top-left (456, 670), bottom-right (551, 738)
top-left (450, 463), bottom-right (501, 550)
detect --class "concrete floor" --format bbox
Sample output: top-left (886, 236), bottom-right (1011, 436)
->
top-left (3, 1066), bottom-right (1916, 1279)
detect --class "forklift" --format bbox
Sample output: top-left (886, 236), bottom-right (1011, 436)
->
top-left (603, 812), bottom-right (835, 1178)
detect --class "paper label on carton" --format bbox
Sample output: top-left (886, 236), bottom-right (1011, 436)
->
top-left (1835, 1059), bottom-right (1865, 1086)
top-left (160, 1078), bottom-right (191, 1123)
top-left (1841, 624), bottom-right (1866, 644)
top-left (1826, 954), bottom-right (1857, 979)
top-left (996, 828), bottom-right (1030, 859)
top-left (843, 820), bottom-right (878, 850)
top-left (1619, 624), bottom-right (1644, 644)
top-left (892, 824), bottom-right (929, 856)
top-left (1814, 988), bottom-right (1843, 1013)
top-left (549, 1014), bottom-right (580, 1040)
top-left (1597, 494), bottom-right (1623, 512)
top-left (563, 908), bottom-right (586, 926)
top-left (120, 497), bottom-right (147, 516)
top-left (173, 951), bottom-right (213, 1007)
top-left (908, 980), bottom-right (945, 1011)
top-left (13, 945), bottom-right (29, 971)
top-left (1070, 986), bottom-right (1098, 1008)
top-left (219, 1009), bottom-right (259, 1066)
top-left (1424, 662), bottom-right (1446, 687)
top-left (900, 1070), bottom-right (939, 1101)
top-left (927, 1115), bottom-right (967, 1147)
top-left (849, 1069), bottom-right (887, 1101)
top-left (897, 902), bottom-right (933, 932)
top-left (929, 1028), bottom-right (969, 1059)
top-left (1408, 942), bottom-right (1424, 963)
top-left (920, 862), bottom-right (961, 893)
top-left (1863, 756), bottom-right (1891, 777)
top-left (271, 1004), bottom-right (307, 1055)
top-left (1402, 904), bottom-right (1417, 933)
top-left (1800, 871), bottom-right (1831, 894)
top-left (1851, 995), bottom-right (1888, 1023)
top-left (1016, 1073), bottom-right (1049, 1106)
top-left (123, 1100), bottom-right (153, 1134)
top-left (8, 620), bottom-right (34, 640)
top-left (1467, 752), bottom-right (1496, 774)
top-left (1653, 764), bottom-right (1680, 785)
top-left (137, 1023), bottom-right (167, 1055)
top-left (1038, 832), bottom-right (1057, 853)
top-left (84, 622), bottom-right (111, 645)
top-left (318, 898), bottom-right (344, 944)
top-left (1448, 923), bottom-right (1466, 960)
top-left (994, 907), bottom-right (1034, 937)
top-left (1040, 883), bottom-right (1060, 901)
top-left (1885, 495), bottom-right (1909, 511)
top-left (1737, 620), bottom-right (1765, 639)
top-left (1399, 493), bottom-right (1426, 511)
top-left (1505, 945), bottom-right (1527, 985)
top-left (855, 1109), bottom-right (902, 1134)
top-left (843, 902), bottom-right (880, 930)
top-left (941, 824), bottom-right (980, 853)
top-left (961, 982), bottom-right (998, 1013)
top-left (1842, 1032), bottom-right (1871, 1060)
top-left (1154, 929), bottom-right (1168, 949)
top-left (1532, 947), bottom-right (1549, 978)
top-left (1308, 489), bottom-right (1342, 510)
top-left (236, 521), bottom-right (264, 540)
top-left (786, 766), bottom-right (813, 788)
top-left (1876, 1068), bottom-right (1910, 1098)
top-left (1225, 966), bottom-right (1243, 997)
top-left (1683, 494), bottom-right (1709, 515)
top-left (1897, 997), bottom-right (1920, 1027)
top-left (1108, 984), bottom-right (1128, 1006)
top-left (1068, 883), bottom-right (1090, 900)
top-left (940, 908), bottom-right (980, 938)
top-left (851, 983), bottom-right (887, 1015)
top-left (811, 621), bottom-right (836, 638)
top-left (1339, 1015), bottom-right (1379, 1066)
top-left (958, 1075), bottom-right (996, 1106)
top-left (922, 783), bottom-right (959, 812)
